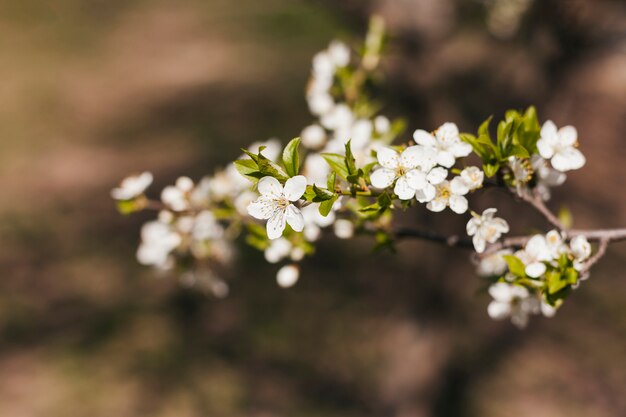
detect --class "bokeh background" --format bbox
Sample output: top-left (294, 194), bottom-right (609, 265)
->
top-left (1, 0), bottom-right (625, 416)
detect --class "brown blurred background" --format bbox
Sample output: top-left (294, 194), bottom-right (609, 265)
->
top-left (0, 0), bottom-right (625, 416)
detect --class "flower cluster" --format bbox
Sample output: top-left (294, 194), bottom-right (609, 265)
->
top-left (479, 230), bottom-right (592, 327)
top-left (113, 17), bottom-right (606, 329)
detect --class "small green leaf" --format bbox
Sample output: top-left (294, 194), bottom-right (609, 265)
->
top-left (257, 155), bottom-right (289, 181)
top-left (326, 171), bottom-right (336, 191)
top-left (558, 206), bottom-right (573, 229)
top-left (321, 153), bottom-right (350, 180)
top-left (564, 267), bottom-right (578, 285)
top-left (546, 270), bottom-right (568, 294)
top-left (503, 255), bottom-right (526, 277)
top-left (312, 184), bottom-right (334, 201)
top-left (233, 159), bottom-right (263, 179)
top-left (282, 137), bottom-right (301, 177)
top-left (478, 116), bottom-right (493, 137)
top-left (116, 200), bottom-right (139, 215)
top-left (483, 162), bottom-right (500, 178)
top-left (319, 195), bottom-right (338, 217)
top-left (345, 140), bottom-right (357, 175)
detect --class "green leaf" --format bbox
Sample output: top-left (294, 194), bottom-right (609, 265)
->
top-left (483, 162), bottom-right (500, 178)
top-left (546, 270), bottom-right (568, 294)
top-left (319, 195), bottom-right (338, 217)
top-left (503, 255), bottom-right (526, 277)
top-left (321, 153), bottom-right (350, 180)
top-left (257, 155), bottom-right (289, 181)
top-left (344, 140), bottom-right (357, 176)
top-left (508, 144), bottom-right (530, 159)
top-left (240, 148), bottom-right (259, 163)
top-left (312, 184), bottom-right (334, 201)
top-left (327, 171), bottom-right (336, 191)
top-left (282, 137), bottom-right (301, 177)
top-left (376, 192), bottom-right (392, 209)
top-left (116, 199), bottom-right (140, 215)
top-left (478, 116), bottom-right (493, 138)
top-left (558, 206), bottom-right (573, 229)
top-left (233, 159), bottom-right (263, 179)
top-left (563, 267), bottom-right (578, 285)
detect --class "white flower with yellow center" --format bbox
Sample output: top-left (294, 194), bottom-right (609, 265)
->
top-left (515, 234), bottom-right (553, 278)
top-left (413, 122), bottom-right (473, 168)
top-left (111, 171), bottom-right (153, 200)
top-left (570, 235), bottom-right (591, 271)
top-left (487, 282), bottom-right (540, 328)
top-left (537, 120), bottom-right (585, 172)
top-left (370, 146), bottom-right (438, 200)
top-left (161, 176), bottom-right (194, 211)
top-left (466, 208), bottom-right (510, 253)
top-left (247, 176), bottom-right (307, 240)
top-left (425, 177), bottom-right (469, 214)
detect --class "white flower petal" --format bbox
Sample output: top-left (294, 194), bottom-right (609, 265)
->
top-left (450, 177), bottom-right (470, 195)
top-left (370, 168), bottom-right (397, 189)
top-left (449, 195), bottom-right (468, 214)
top-left (525, 262), bottom-right (546, 278)
top-left (394, 176), bottom-right (416, 200)
top-left (536, 138), bottom-right (555, 159)
top-left (466, 218), bottom-right (479, 236)
top-left (489, 283), bottom-right (514, 302)
top-left (540, 120), bottom-right (558, 141)
top-left (473, 235), bottom-right (486, 253)
top-left (400, 146), bottom-right (424, 169)
top-left (558, 126), bottom-right (577, 146)
top-left (267, 211), bottom-right (287, 240)
top-left (376, 147), bottom-right (400, 169)
top-left (437, 151), bottom-right (456, 168)
top-left (404, 169), bottom-right (427, 190)
top-left (247, 197), bottom-right (276, 220)
top-left (427, 198), bottom-right (447, 212)
top-left (276, 264), bottom-right (300, 288)
top-left (413, 129), bottom-right (436, 147)
top-left (488, 301), bottom-right (511, 320)
top-left (283, 175), bottom-right (307, 201)
top-left (427, 167), bottom-right (448, 185)
top-left (258, 176), bottom-right (283, 198)
top-left (285, 204), bottom-right (305, 232)
top-left (436, 122), bottom-right (459, 141)
top-left (415, 183), bottom-right (436, 203)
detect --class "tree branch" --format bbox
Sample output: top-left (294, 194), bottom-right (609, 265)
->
top-left (518, 189), bottom-right (565, 230)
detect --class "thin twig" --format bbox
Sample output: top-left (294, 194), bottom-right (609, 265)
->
top-left (519, 189), bottom-right (565, 230)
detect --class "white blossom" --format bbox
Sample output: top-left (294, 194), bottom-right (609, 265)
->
top-left (370, 146), bottom-right (438, 200)
top-left (264, 237), bottom-right (293, 264)
top-left (334, 219), bottom-right (354, 239)
top-left (192, 211), bottom-right (224, 241)
top-left (537, 120), bottom-right (585, 172)
top-left (459, 166), bottom-right (484, 191)
top-left (308, 92), bottom-right (334, 116)
top-left (136, 220), bottom-right (182, 269)
top-left (487, 282), bottom-right (540, 328)
top-left (515, 234), bottom-right (552, 278)
top-left (161, 176), bottom-right (194, 211)
top-left (426, 178), bottom-right (469, 214)
top-left (111, 172), bottom-right (153, 200)
top-left (276, 264), bottom-right (300, 288)
top-left (570, 235), bottom-right (591, 271)
top-left (327, 40), bottom-right (350, 67)
top-left (413, 122), bottom-right (472, 168)
top-left (466, 208), bottom-right (510, 253)
top-left (374, 115), bottom-right (390, 134)
top-left (477, 249), bottom-right (512, 277)
top-left (247, 176), bottom-right (307, 240)
top-left (531, 155), bottom-right (566, 201)
top-left (301, 124), bottom-right (327, 149)
top-left (301, 203), bottom-right (336, 242)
